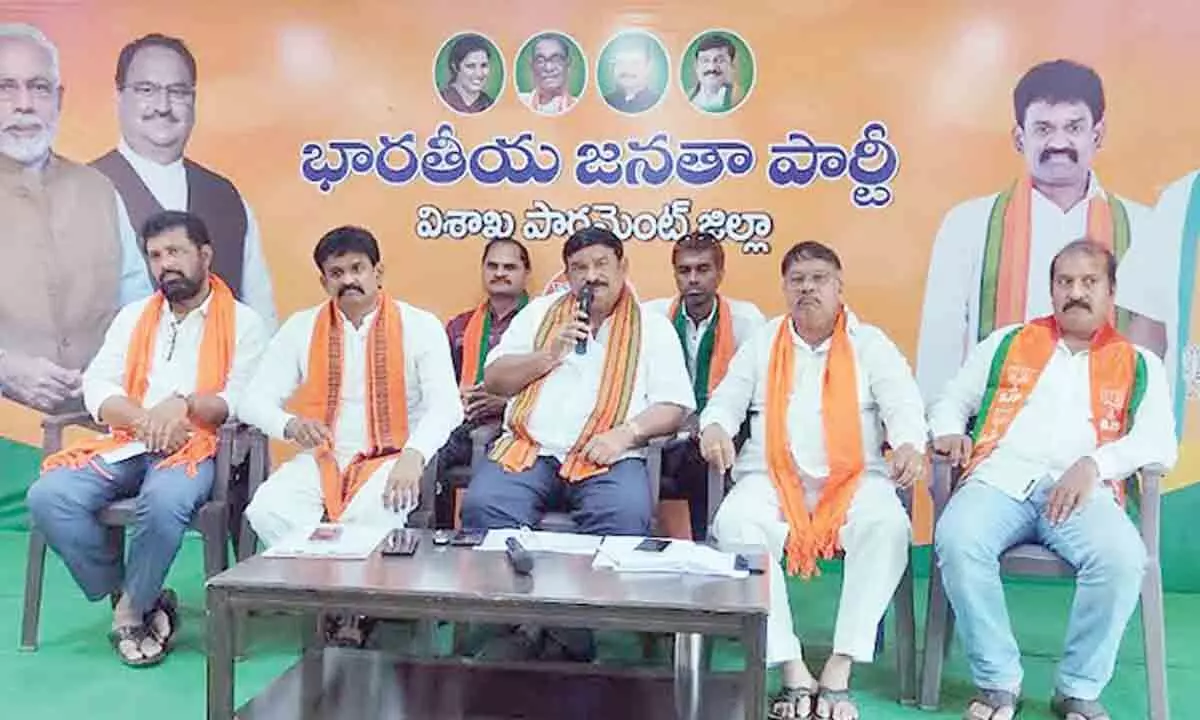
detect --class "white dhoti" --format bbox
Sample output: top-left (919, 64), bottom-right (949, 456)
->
top-left (245, 452), bottom-right (410, 547)
top-left (711, 470), bottom-right (910, 665)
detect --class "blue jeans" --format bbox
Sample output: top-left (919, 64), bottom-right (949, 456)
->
top-left (934, 477), bottom-right (1146, 700)
top-left (27, 454), bottom-right (215, 616)
top-left (461, 457), bottom-right (653, 535)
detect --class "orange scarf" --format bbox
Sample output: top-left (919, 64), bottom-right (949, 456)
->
top-left (490, 288), bottom-right (641, 482)
top-left (458, 295), bottom-right (528, 389)
top-left (765, 310), bottom-right (864, 578)
top-left (989, 176), bottom-right (1124, 331)
top-left (42, 276), bottom-right (237, 477)
top-left (966, 316), bottom-right (1143, 502)
top-left (668, 295), bottom-right (735, 410)
top-left (288, 295), bottom-right (408, 521)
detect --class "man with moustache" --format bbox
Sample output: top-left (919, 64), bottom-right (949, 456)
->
top-left (461, 226), bottom-right (693, 660)
top-left (26, 210), bottom-right (268, 666)
top-left (602, 34), bottom-right (661, 114)
top-left (643, 231), bottom-right (764, 539)
top-left (686, 33), bottom-right (746, 113)
top-left (437, 237), bottom-right (532, 522)
top-left (517, 33), bottom-right (578, 116)
top-left (917, 59), bottom-right (1153, 403)
top-left (701, 241), bottom-right (926, 720)
top-left (92, 33), bottom-right (277, 329)
top-left (241, 226), bottom-right (461, 645)
top-left (0, 23), bottom-right (123, 412)
top-left (930, 239), bottom-right (1174, 720)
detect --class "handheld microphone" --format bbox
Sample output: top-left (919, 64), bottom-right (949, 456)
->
top-left (575, 285), bottom-right (594, 355)
top-left (505, 536), bottom-right (535, 575)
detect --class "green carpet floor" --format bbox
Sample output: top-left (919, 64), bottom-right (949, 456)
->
top-left (0, 531), bottom-right (1195, 718)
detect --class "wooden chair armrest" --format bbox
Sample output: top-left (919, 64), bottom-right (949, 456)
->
top-left (40, 410), bottom-right (105, 455)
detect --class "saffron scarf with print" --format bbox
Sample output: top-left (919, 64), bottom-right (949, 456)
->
top-left (42, 276), bottom-right (237, 477)
top-left (669, 295), bottom-right (735, 412)
top-left (765, 310), bottom-right (865, 578)
top-left (966, 316), bottom-right (1146, 503)
top-left (287, 295), bottom-right (408, 521)
top-left (979, 176), bottom-right (1132, 341)
top-left (490, 288), bottom-right (641, 482)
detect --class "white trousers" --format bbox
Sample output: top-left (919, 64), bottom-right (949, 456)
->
top-left (711, 471), bottom-right (910, 665)
top-left (245, 453), bottom-right (410, 547)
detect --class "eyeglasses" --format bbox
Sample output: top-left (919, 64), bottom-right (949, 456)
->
top-left (165, 320), bottom-right (180, 362)
top-left (122, 81), bottom-right (196, 106)
top-left (0, 77), bottom-right (57, 102)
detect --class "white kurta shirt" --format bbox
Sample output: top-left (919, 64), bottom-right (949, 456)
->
top-left (237, 299), bottom-right (463, 466)
top-left (916, 175), bottom-right (1152, 402)
top-left (641, 296), bottom-right (766, 379)
top-left (928, 324), bottom-right (1177, 501)
top-left (83, 289), bottom-right (268, 423)
top-left (699, 311), bottom-right (928, 497)
top-left (486, 291), bottom-right (695, 461)
top-left (112, 141), bottom-right (278, 330)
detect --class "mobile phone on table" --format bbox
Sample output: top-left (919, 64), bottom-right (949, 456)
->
top-left (735, 553), bottom-right (767, 574)
top-left (381, 529), bottom-right (419, 556)
top-left (634, 538), bottom-right (671, 553)
top-left (450, 529), bottom-right (486, 546)
top-left (308, 525), bottom-right (343, 542)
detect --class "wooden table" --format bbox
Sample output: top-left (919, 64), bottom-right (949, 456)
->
top-left (206, 531), bottom-right (769, 719)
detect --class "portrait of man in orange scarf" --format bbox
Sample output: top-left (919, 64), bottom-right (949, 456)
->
top-left (27, 210), bottom-right (268, 667)
top-left (929, 239), bottom-right (1176, 720)
top-left (240, 225), bottom-right (461, 646)
top-left (699, 241), bottom-right (928, 720)
top-left (460, 226), bottom-right (694, 661)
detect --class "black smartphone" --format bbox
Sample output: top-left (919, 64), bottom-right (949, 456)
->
top-left (450, 529), bottom-right (486, 547)
top-left (381, 529), bottom-right (419, 556)
top-left (634, 538), bottom-right (671, 553)
top-left (735, 553), bottom-right (767, 574)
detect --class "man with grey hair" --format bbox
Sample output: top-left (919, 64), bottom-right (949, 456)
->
top-left (0, 23), bottom-right (123, 412)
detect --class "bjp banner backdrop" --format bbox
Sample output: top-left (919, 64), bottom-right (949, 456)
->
top-left (2, 0), bottom-right (1200, 587)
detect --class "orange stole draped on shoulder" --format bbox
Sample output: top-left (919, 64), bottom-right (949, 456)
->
top-left (288, 296), bottom-right (408, 521)
top-left (668, 294), bottom-right (735, 396)
top-left (42, 276), bottom-right (238, 477)
top-left (490, 289), bottom-right (641, 482)
top-left (764, 311), bottom-right (865, 578)
top-left (965, 317), bottom-right (1139, 500)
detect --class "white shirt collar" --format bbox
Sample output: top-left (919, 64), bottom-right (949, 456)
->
top-left (118, 138), bottom-right (185, 182)
top-left (166, 284), bottom-right (214, 323)
top-left (1031, 172), bottom-right (1106, 215)
top-left (786, 307), bottom-right (861, 352)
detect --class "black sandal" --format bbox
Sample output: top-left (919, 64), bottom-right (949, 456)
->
top-left (108, 624), bottom-right (165, 667)
top-left (1050, 693), bottom-right (1110, 720)
top-left (964, 689), bottom-right (1021, 719)
top-left (768, 685), bottom-right (817, 719)
top-left (146, 589), bottom-right (180, 650)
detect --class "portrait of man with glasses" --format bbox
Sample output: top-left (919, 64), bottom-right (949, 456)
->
top-left (91, 33), bottom-right (278, 331)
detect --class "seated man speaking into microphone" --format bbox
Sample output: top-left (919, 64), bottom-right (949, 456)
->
top-left (461, 226), bottom-right (694, 659)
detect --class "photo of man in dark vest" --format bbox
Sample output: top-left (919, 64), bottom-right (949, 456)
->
top-left (92, 33), bottom-right (277, 330)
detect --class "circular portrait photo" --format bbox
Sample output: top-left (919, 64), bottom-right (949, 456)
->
top-left (514, 31), bottom-right (587, 116)
top-left (680, 30), bottom-right (755, 115)
top-left (434, 32), bottom-right (504, 115)
top-left (596, 30), bottom-right (670, 115)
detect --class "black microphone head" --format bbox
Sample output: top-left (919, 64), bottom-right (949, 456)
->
top-left (578, 283), bottom-right (594, 311)
top-left (505, 536), bottom-right (535, 575)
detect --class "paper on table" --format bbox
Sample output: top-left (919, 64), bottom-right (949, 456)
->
top-left (262, 523), bottom-right (390, 560)
top-left (99, 441), bottom-right (148, 465)
top-left (475, 528), bottom-right (602, 555)
top-left (593, 536), bottom-right (748, 578)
